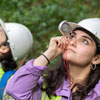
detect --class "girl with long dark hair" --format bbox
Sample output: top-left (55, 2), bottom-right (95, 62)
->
top-left (6, 18), bottom-right (100, 100)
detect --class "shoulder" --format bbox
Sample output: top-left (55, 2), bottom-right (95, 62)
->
top-left (0, 67), bottom-right (5, 80)
top-left (87, 80), bottom-right (100, 99)
top-left (94, 80), bottom-right (100, 95)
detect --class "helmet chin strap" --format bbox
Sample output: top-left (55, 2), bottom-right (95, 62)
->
top-left (63, 44), bottom-right (74, 85)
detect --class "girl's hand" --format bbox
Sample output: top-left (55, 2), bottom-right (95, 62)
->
top-left (34, 36), bottom-right (69, 66)
top-left (47, 36), bottom-right (69, 60)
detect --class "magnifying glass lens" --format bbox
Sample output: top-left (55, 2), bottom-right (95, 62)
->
top-left (58, 20), bottom-right (72, 36)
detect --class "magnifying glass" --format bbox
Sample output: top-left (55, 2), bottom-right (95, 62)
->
top-left (58, 20), bottom-right (72, 36)
top-left (58, 20), bottom-right (74, 84)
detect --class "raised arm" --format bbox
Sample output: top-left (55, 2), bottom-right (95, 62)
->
top-left (6, 36), bottom-right (68, 100)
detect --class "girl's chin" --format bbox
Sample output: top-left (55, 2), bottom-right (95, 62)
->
top-left (63, 53), bottom-right (68, 60)
top-left (62, 52), bottom-right (73, 61)
top-left (63, 51), bottom-right (69, 59)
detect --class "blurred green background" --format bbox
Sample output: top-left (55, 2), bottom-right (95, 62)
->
top-left (0, 0), bottom-right (100, 63)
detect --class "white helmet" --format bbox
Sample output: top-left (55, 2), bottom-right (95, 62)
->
top-left (0, 19), bottom-right (33, 61)
top-left (59, 18), bottom-right (100, 51)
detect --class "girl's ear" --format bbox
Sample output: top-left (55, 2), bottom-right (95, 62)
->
top-left (92, 54), bottom-right (100, 65)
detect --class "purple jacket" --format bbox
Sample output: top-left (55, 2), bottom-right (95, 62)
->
top-left (6, 59), bottom-right (100, 100)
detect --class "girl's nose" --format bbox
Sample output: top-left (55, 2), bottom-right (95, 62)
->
top-left (69, 38), bottom-right (77, 47)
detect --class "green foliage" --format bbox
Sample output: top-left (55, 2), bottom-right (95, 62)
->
top-left (0, 0), bottom-right (100, 62)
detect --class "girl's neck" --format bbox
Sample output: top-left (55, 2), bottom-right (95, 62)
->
top-left (68, 63), bottom-right (91, 85)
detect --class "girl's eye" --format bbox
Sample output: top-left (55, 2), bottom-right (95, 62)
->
top-left (69, 35), bottom-right (75, 40)
top-left (83, 39), bottom-right (89, 45)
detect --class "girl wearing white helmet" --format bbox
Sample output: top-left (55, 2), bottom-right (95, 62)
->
top-left (6, 18), bottom-right (100, 100)
top-left (0, 19), bottom-right (33, 100)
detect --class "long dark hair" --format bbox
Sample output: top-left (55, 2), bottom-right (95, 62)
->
top-left (42, 57), bottom-right (66, 97)
top-left (42, 56), bottom-right (100, 100)
top-left (0, 43), bottom-right (17, 72)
